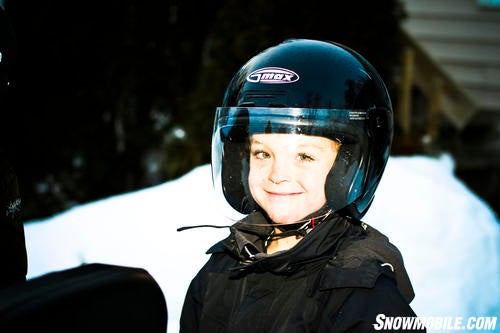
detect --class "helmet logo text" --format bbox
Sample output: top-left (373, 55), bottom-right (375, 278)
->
top-left (246, 67), bottom-right (299, 84)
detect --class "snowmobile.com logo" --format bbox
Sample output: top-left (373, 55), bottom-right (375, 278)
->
top-left (246, 67), bottom-right (299, 84)
top-left (373, 314), bottom-right (497, 331)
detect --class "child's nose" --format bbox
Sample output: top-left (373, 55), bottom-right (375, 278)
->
top-left (268, 158), bottom-right (291, 184)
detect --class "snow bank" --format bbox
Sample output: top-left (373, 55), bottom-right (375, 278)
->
top-left (24, 154), bottom-right (499, 332)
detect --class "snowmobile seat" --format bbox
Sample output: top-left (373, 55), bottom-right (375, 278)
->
top-left (0, 263), bottom-right (167, 332)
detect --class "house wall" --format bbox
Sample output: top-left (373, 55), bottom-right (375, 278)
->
top-left (398, 0), bottom-right (500, 216)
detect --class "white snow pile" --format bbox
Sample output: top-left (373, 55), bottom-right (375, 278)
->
top-left (24, 154), bottom-right (499, 332)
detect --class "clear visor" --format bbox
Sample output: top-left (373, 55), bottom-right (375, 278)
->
top-left (214, 107), bottom-right (369, 144)
top-left (211, 107), bottom-right (377, 218)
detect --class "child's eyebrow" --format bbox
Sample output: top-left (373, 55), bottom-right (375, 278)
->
top-left (295, 143), bottom-right (330, 151)
top-left (249, 138), bottom-right (264, 145)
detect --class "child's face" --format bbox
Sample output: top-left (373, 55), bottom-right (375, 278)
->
top-left (249, 133), bottom-right (339, 224)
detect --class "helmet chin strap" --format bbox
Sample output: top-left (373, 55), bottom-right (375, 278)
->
top-left (264, 208), bottom-right (334, 246)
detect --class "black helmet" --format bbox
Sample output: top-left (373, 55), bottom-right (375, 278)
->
top-left (212, 39), bottom-right (393, 221)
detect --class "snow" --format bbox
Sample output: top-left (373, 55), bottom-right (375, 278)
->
top-left (24, 154), bottom-right (500, 332)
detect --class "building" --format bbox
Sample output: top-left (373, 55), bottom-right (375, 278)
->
top-left (397, 0), bottom-right (500, 215)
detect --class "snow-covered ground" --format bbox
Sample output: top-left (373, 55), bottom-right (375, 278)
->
top-left (24, 154), bottom-right (499, 332)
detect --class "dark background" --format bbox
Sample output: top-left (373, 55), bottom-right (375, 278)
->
top-left (0, 0), bottom-right (497, 221)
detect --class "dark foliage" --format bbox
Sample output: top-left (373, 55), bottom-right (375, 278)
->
top-left (1, 0), bottom-right (405, 220)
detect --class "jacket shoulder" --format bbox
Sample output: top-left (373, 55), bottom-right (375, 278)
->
top-left (319, 223), bottom-right (415, 302)
top-left (319, 255), bottom-right (394, 290)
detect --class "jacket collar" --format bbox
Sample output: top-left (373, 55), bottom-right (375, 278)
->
top-left (210, 210), bottom-right (351, 274)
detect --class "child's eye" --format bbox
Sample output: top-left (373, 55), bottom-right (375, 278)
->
top-left (253, 150), bottom-right (270, 160)
top-left (297, 153), bottom-right (314, 162)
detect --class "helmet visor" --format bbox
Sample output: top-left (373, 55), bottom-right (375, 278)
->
top-left (211, 106), bottom-right (388, 217)
top-left (214, 107), bottom-right (369, 145)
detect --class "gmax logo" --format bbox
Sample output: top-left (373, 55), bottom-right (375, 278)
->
top-left (246, 67), bottom-right (299, 84)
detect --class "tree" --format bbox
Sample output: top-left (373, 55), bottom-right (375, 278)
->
top-left (2, 0), bottom-right (404, 220)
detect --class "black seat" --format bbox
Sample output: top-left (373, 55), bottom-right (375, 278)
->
top-left (0, 263), bottom-right (167, 332)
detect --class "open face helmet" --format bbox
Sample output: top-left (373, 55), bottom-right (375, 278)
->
top-left (212, 39), bottom-right (393, 221)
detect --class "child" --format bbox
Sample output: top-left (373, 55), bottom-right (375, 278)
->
top-left (180, 39), bottom-right (422, 332)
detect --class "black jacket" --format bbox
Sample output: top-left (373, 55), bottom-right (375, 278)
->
top-left (180, 211), bottom-right (422, 332)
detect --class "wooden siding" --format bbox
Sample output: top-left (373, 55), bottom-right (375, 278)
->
top-left (400, 0), bottom-right (500, 128)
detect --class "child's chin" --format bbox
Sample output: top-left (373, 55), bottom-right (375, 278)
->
top-left (268, 212), bottom-right (301, 225)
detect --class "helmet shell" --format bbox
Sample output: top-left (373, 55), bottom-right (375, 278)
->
top-left (212, 39), bottom-right (393, 220)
